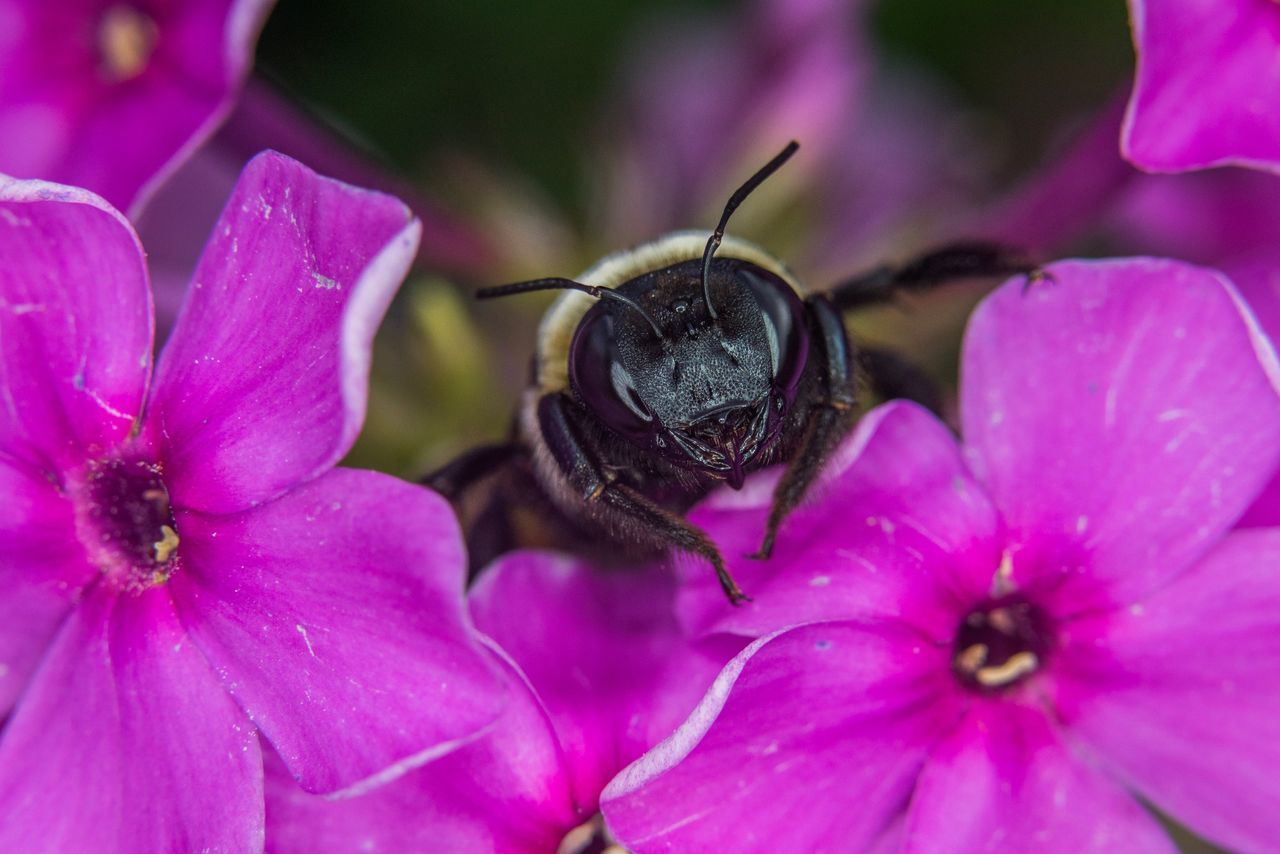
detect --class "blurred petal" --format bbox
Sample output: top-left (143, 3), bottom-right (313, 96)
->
top-left (0, 0), bottom-right (275, 215)
top-left (470, 552), bottom-right (740, 809)
top-left (1052, 529), bottom-right (1280, 853)
top-left (170, 468), bottom-right (504, 793)
top-left (903, 702), bottom-right (1173, 853)
top-left (602, 0), bottom-right (866, 239)
top-left (0, 177), bottom-right (152, 470)
top-left (602, 622), bottom-right (959, 852)
top-left (681, 401), bottom-right (1002, 641)
top-left (981, 94), bottom-right (1135, 255)
top-left (961, 259), bottom-right (1280, 613)
top-left (1124, 0), bottom-right (1280, 173)
top-left (0, 459), bottom-right (92, 715)
top-left (1229, 260), bottom-right (1280, 527)
top-left (0, 587), bottom-right (263, 852)
top-left (1102, 166), bottom-right (1280, 271)
top-left (265, 650), bottom-right (576, 854)
top-left (810, 67), bottom-right (986, 274)
top-left (150, 151), bottom-right (420, 513)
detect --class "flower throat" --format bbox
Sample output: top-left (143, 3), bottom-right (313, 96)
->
top-left (75, 453), bottom-right (180, 593)
top-left (951, 593), bottom-right (1053, 693)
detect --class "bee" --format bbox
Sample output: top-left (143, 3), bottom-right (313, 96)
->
top-left (436, 142), bottom-right (1034, 603)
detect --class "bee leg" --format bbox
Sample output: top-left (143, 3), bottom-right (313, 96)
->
top-left (752, 295), bottom-right (860, 560)
top-left (828, 241), bottom-right (1038, 312)
top-left (421, 441), bottom-right (522, 500)
top-left (859, 347), bottom-right (945, 418)
top-left (539, 393), bottom-right (751, 605)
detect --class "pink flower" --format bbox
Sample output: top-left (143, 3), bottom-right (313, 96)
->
top-left (0, 0), bottom-right (275, 216)
top-left (601, 259), bottom-right (1280, 850)
top-left (264, 552), bottom-right (741, 852)
top-left (0, 152), bottom-right (504, 850)
top-left (1124, 0), bottom-right (1280, 174)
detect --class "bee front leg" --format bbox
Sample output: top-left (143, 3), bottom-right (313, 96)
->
top-left (828, 241), bottom-right (1038, 312)
top-left (537, 393), bottom-right (751, 605)
top-left (752, 295), bottom-right (861, 561)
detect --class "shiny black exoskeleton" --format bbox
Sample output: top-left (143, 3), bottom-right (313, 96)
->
top-left (432, 142), bottom-right (1035, 603)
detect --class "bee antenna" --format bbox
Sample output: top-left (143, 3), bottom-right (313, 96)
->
top-left (700, 140), bottom-right (800, 321)
top-left (477, 277), bottom-right (666, 340)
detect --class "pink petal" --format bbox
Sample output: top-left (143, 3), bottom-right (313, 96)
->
top-left (1052, 528), bottom-right (1280, 852)
top-left (903, 701), bottom-right (1173, 852)
top-left (0, 459), bottom-right (93, 714)
top-left (265, 650), bottom-right (577, 854)
top-left (0, 0), bottom-right (275, 215)
top-left (0, 177), bottom-right (152, 470)
top-left (681, 401), bottom-right (1002, 641)
top-left (0, 587), bottom-right (263, 852)
top-left (169, 468), bottom-right (504, 793)
top-left (149, 151), bottom-right (421, 514)
top-left (1124, 0), bottom-right (1280, 174)
top-left (601, 622), bottom-right (959, 852)
top-left (1102, 168), bottom-right (1280, 269)
top-left (1225, 260), bottom-right (1280, 527)
top-left (961, 258), bottom-right (1280, 613)
top-left (469, 552), bottom-right (741, 811)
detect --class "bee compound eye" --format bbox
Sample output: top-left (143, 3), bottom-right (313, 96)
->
top-left (569, 307), bottom-right (660, 443)
top-left (736, 266), bottom-right (810, 396)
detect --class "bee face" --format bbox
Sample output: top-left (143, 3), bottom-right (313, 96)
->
top-left (568, 256), bottom-right (809, 484)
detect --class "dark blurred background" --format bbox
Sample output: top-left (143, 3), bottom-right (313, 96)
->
top-left (249, 0), bottom-right (1143, 476)
top-left (257, 0), bottom-right (1131, 202)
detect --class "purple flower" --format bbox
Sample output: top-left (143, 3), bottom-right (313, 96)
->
top-left (601, 259), bottom-right (1280, 850)
top-left (0, 0), bottom-right (275, 216)
top-left (264, 552), bottom-right (741, 851)
top-left (1124, 0), bottom-right (1280, 174)
top-left (0, 152), bottom-right (504, 850)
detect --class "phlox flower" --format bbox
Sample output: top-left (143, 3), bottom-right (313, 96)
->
top-left (0, 0), bottom-right (275, 216)
top-left (0, 152), bottom-right (503, 850)
top-left (264, 552), bottom-right (741, 852)
top-left (602, 259), bottom-right (1280, 851)
top-left (1124, 0), bottom-right (1280, 174)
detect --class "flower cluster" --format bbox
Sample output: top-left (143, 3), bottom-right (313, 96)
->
top-left (3, 0), bottom-right (1280, 852)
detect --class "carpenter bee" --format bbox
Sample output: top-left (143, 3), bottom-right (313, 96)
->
top-left (435, 142), bottom-right (1034, 603)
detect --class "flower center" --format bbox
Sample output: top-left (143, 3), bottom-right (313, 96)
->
top-left (951, 593), bottom-right (1053, 693)
top-left (97, 5), bottom-right (158, 82)
top-left (73, 453), bottom-right (180, 593)
top-left (557, 813), bottom-right (625, 854)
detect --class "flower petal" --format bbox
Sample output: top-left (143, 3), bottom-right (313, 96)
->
top-left (902, 701), bottom-right (1173, 853)
top-left (1123, 0), bottom-right (1280, 174)
top-left (170, 468), bottom-right (504, 793)
top-left (469, 552), bottom-right (741, 810)
top-left (681, 401), bottom-right (1002, 640)
top-left (0, 177), bottom-right (152, 470)
top-left (149, 151), bottom-right (420, 513)
top-left (0, 459), bottom-right (93, 715)
top-left (1052, 528), bottom-right (1280, 853)
top-left (0, 587), bottom-right (263, 852)
top-left (601, 622), bottom-right (959, 852)
top-left (0, 0), bottom-right (275, 215)
top-left (961, 258), bottom-right (1280, 612)
top-left (265, 649), bottom-right (576, 854)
